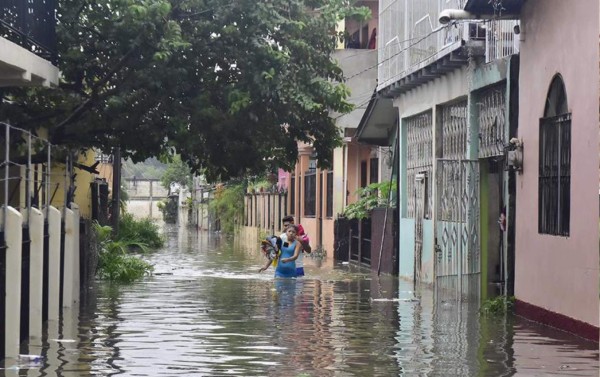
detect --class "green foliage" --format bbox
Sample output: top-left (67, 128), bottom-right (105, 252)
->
top-left (123, 157), bottom-right (167, 179)
top-left (480, 296), bottom-right (515, 316)
top-left (0, 0), bottom-right (363, 182)
top-left (209, 183), bottom-right (245, 234)
top-left (161, 155), bottom-right (193, 190)
top-left (342, 181), bottom-right (397, 220)
top-left (116, 213), bottom-right (164, 249)
top-left (94, 222), bottom-right (154, 283)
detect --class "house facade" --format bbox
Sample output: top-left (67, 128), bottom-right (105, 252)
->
top-left (363, 0), bottom-right (520, 299)
top-left (512, 0), bottom-right (599, 340)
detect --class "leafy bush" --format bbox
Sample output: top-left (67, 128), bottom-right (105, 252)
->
top-left (343, 181), bottom-right (397, 220)
top-left (116, 213), bottom-right (164, 249)
top-left (480, 295), bottom-right (515, 316)
top-left (209, 183), bottom-right (245, 233)
top-left (94, 222), bottom-right (154, 283)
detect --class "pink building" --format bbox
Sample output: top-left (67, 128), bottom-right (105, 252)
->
top-left (515, 0), bottom-right (598, 340)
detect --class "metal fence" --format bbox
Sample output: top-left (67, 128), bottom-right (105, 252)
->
top-left (0, 0), bottom-right (57, 63)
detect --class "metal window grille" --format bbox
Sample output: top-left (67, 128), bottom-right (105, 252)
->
top-left (406, 111), bottom-right (433, 218)
top-left (441, 100), bottom-right (468, 160)
top-left (539, 113), bottom-right (571, 236)
top-left (304, 172), bottom-right (316, 217)
top-left (478, 84), bottom-right (507, 158)
top-left (326, 171), bottom-right (333, 218)
top-left (95, 153), bottom-right (112, 164)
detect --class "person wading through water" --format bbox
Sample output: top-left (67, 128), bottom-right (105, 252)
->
top-left (280, 215), bottom-right (311, 277)
top-left (259, 224), bottom-right (302, 278)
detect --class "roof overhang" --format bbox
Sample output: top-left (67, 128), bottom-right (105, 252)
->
top-left (464, 0), bottom-right (524, 14)
top-left (380, 41), bottom-right (485, 98)
top-left (355, 91), bottom-right (397, 146)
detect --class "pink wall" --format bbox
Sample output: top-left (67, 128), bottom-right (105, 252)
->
top-left (516, 0), bottom-right (599, 326)
top-left (277, 169), bottom-right (289, 191)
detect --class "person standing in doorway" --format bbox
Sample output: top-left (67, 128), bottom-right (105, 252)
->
top-left (281, 215), bottom-right (311, 276)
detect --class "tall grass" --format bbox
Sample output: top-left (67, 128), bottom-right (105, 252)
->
top-left (94, 221), bottom-right (155, 283)
top-left (116, 213), bottom-right (165, 249)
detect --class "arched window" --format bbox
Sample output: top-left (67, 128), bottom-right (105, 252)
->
top-left (539, 74), bottom-right (570, 236)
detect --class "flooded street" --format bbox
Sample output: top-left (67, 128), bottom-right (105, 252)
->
top-left (8, 225), bottom-right (599, 376)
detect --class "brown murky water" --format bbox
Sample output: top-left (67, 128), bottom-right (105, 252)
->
top-left (4, 225), bottom-right (599, 376)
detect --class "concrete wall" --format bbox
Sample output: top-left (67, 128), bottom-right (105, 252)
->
top-left (515, 0), bottom-right (599, 327)
top-left (332, 50), bottom-right (377, 129)
top-left (124, 179), bottom-right (168, 198)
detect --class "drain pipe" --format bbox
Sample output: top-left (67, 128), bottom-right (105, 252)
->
top-left (438, 9), bottom-right (519, 24)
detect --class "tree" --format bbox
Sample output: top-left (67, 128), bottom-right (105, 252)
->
top-left (0, 0), bottom-right (368, 181)
top-left (160, 155), bottom-right (193, 190)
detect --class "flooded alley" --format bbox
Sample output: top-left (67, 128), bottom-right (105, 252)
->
top-left (7, 226), bottom-right (599, 376)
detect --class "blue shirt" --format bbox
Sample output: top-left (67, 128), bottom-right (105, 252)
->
top-left (275, 240), bottom-right (297, 278)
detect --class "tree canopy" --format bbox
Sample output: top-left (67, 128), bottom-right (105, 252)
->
top-left (0, 0), bottom-right (367, 181)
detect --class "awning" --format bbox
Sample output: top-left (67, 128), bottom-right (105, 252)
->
top-left (355, 90), bottom-right (397, 146)
top-left (464, 0), bottom-right (523, 14)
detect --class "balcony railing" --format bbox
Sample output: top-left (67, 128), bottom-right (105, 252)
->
top-left (0, 0), bottom-right (57, 64)
top-left (485, 20), bottom-right (519, 63)
top-left (378, 0), bottom-right (519, 90)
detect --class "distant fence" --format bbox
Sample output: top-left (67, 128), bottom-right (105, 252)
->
top-left (244, 192), bottom-right (287, 235)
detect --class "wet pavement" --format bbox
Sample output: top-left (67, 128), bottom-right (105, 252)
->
top-left (4, 225), bottom-right (599, 376)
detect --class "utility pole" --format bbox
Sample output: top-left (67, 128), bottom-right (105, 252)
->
top-left (111, 147), bottom-right (121, 235)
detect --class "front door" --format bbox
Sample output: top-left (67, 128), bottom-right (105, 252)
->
top-left (414, 172), bottom-right (428, 285)
top-left (435, 159), bottom-right (480, 302)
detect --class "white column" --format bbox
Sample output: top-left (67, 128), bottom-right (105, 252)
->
top-left (62, 207), bottom-right (75, 307)
top-left (4, 207), bottom-right (23, 359)
top-left (70, 203), bottom-right (80, 304)
top-left (28, 207), bottom-right (44, 340)
top-left (47, 206), bottom-right (61, 320)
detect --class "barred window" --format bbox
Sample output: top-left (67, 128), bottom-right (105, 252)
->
top-left (539, 75), bottom-right (570, 236)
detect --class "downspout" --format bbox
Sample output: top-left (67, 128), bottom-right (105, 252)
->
top-left (438, 9), bottom-right (519, 25)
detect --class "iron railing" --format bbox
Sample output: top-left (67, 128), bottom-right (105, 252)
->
top-left (378, 0), bottom-right (519, 90)
top-left (0, 0), bottom-right (57, 63)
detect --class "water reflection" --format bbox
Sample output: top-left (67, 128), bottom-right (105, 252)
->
top-left (6, 225), bottom-right (598, 376)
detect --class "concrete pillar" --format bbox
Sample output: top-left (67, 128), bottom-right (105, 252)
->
top-left (4, 206), bottom-right (23, 359)
top-left (47, 206), bottom-right (61, 320)
top-left (62, 207), bottom-right (75, 307)
top-left (28, 207), bottom-right (44, 340)
top-left (70, 203), bottom-right (80, 304)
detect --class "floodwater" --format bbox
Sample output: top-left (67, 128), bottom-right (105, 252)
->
top-left (5, 225), bottom-right (599, 376)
